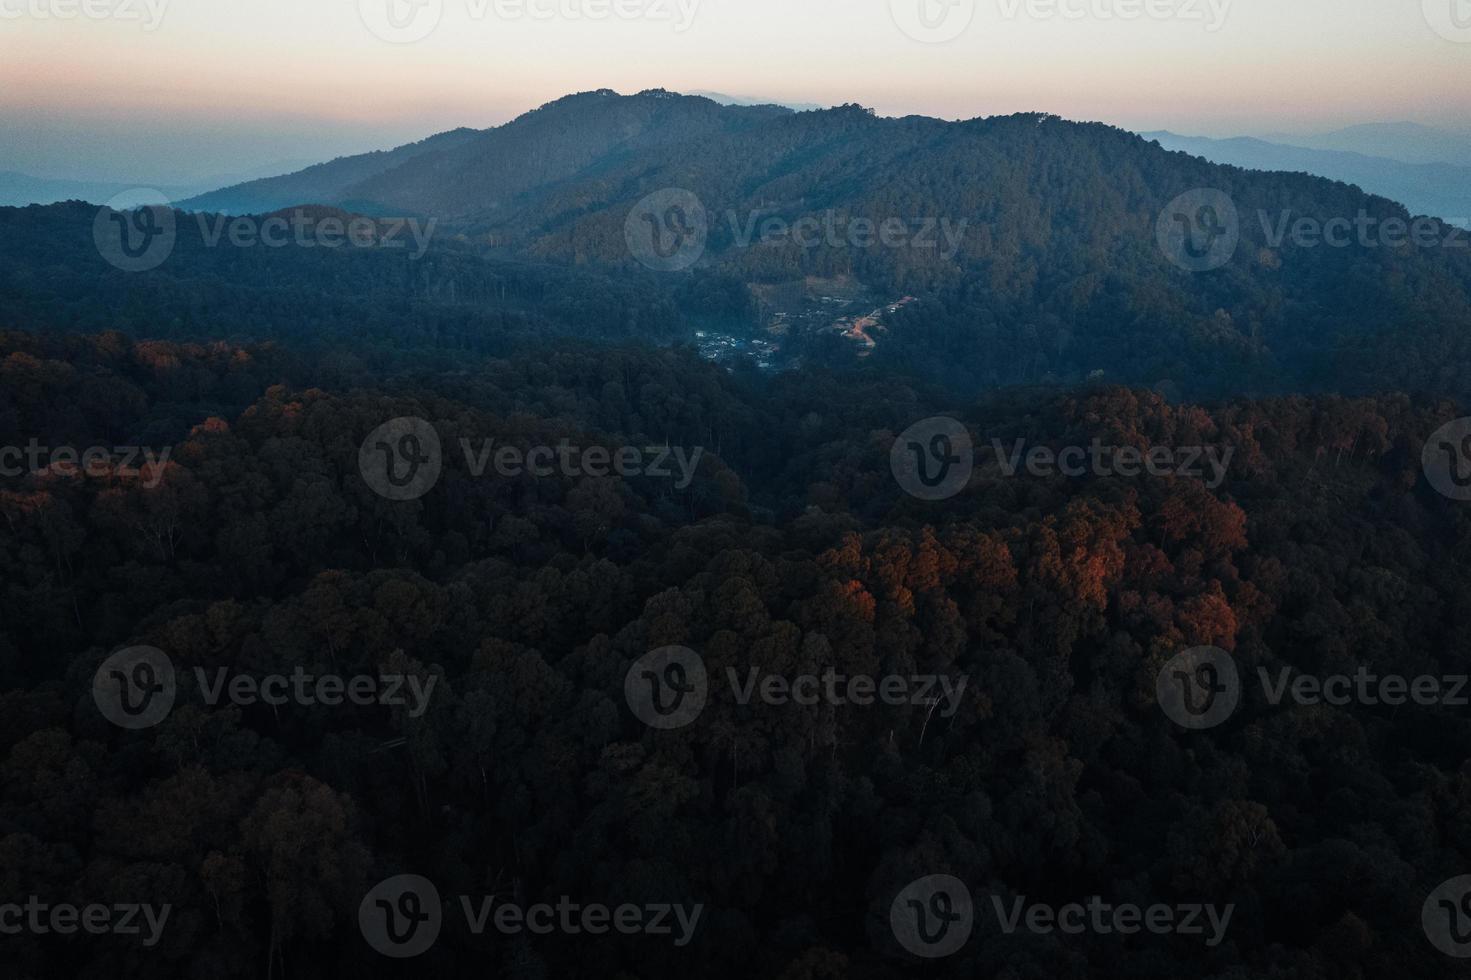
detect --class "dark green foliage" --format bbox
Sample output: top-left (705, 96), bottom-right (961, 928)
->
top-left (2, 330), bottom-right (1469, 978)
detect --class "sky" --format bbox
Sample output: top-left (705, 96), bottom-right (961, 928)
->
top-left (1, 0), bottom-right (1468, 184)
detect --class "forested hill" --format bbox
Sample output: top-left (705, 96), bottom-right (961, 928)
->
top-left (11, 89), bottom-right (1471, 403)
top-left (345, 89), bottom-right (792, 220)
top-left (177, 90), bottom-right (792, 218)
top-left (416, 96), bottom-right (1471, 400)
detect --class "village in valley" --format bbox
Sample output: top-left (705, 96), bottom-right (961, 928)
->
top-left (694, 284), bottom-right (918, 372)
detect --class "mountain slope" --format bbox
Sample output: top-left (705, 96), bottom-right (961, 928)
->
top-left (462, 103), bottom-right (1471, 394)
top-left (1261, 121), bottom-right (1471, 166)
top-left (1143, 131), bottom-right (1471, 222)
top-left (341, 89), bottom-right (792, 220)
top-left (176, 127), bottom-right (484, 215)
top-left (0, 171), bottom-right (185, 208)
top-left (689, 90), bottom-right (826, 112)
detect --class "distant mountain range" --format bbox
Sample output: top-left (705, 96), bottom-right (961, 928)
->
top-left (688, 91), bottom-right (826, 112)
top-left (1143, 130), bottom-right (1471, 223)
top-left (1259, 122), bottom-right (1471, 167)
top-left (0, 161), bottom-right (311, 209)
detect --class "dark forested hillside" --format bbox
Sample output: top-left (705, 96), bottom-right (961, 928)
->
top-left (0, 202), bottom-right (687, 359)
top-left (14, 90), bottom-right (1471, 405)
top-left (2, 328), bottom-right (1470, 978)
top-left (345, 90), bottom-right (791, 221)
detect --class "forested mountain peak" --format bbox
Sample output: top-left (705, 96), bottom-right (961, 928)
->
top-left (12, 90), bottom-right (1471, 404)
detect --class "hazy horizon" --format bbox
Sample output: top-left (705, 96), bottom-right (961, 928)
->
top-left (3, 0), bottom-right (1469, 185)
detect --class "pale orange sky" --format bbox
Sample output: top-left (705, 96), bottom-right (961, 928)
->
top-left (1, 0), bottom-right (1467, 182)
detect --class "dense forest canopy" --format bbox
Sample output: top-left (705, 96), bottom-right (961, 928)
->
top-left (2, 323), bottom-right (1470, 977)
